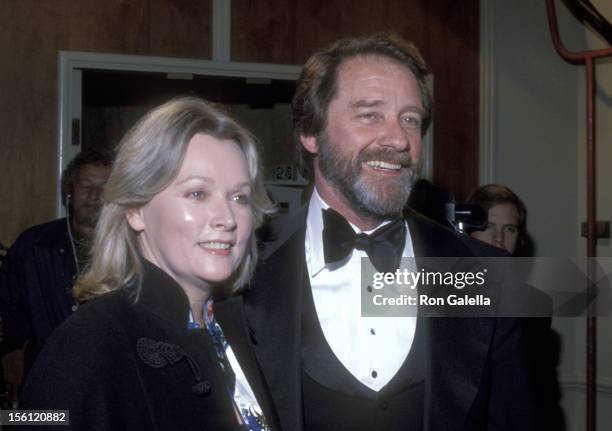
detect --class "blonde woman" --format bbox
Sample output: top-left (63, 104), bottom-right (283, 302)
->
top-left (20, 97), bottom-right (278, 431)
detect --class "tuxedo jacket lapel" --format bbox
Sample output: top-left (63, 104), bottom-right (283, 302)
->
top-left (424, 317), bottom-right (493, 431)
top-left (245, 209), bottom-right (308, 431)
top-left (215, 296), bottom-right (282, 430)
top-left (407, 210), bottom-right (495, 431)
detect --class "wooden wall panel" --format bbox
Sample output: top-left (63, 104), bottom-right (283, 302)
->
top-left (54, 0), bottom-right (150, 53)
top-left (1, 1), bottom-right (74, 246)
top-left (231, 0), bottom-right (298, 64)
top-left (0, 0), bottom-right (212, 246)
top-left (291, 0), bottom-right (430, 62)
top-left (1, 0), bottom-right (477, 246)
top-left (422, 1), bottom-right (480, 202)
top-left (149, 0), bottom-right (212, 58)
top-left (232, 0), bottom-right (480, 202)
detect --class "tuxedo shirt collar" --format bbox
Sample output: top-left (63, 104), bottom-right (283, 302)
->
top-left (306, 188), bottom-right (415, 277)
top-left (305, 188), bottom-right (330, 277)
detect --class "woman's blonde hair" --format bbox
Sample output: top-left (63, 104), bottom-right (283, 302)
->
top-left (74, 96), bottom-right (275, 302)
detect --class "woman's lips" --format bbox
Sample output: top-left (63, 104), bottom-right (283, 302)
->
top-left (199, 241), bottom-right (233, 256)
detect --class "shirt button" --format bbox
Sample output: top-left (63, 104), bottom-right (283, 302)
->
top-left (59, 248), bottom-right (65, 254)
top-left (71, 305), bottom-right (78, 312)
top-left (371, 370), bottom-right (378, 378)
top-left (379, 400), bottom-right (389, 410)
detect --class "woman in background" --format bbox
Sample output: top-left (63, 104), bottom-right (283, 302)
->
top-left (20, 97), bottom-right (277, 430)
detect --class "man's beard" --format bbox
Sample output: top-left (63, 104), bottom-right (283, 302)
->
top-left (317, 131), bottom-right (420, 221)
top-left (73, 204), bottom-right (101, 231)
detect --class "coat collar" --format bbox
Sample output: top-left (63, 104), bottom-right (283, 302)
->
top-left (36, 218), bottom-right (73, 249)
top-left (135, 259), bottom-right (193, 331)
top-left (136, 259), bottom-right (282, 430)
top-left (406, 210), bottom-right (496, 431)
top-left (405, 208), bottom-right (474, 258)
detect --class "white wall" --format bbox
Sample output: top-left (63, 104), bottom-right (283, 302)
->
top-left (483, 0), bottom-right (612, 429)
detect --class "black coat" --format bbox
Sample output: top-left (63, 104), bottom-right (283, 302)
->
top-left (244, 208), bottom-right (538, 431)
top-left (19, 260), bottom-right (280, 431)
top-left (0, 218), bottom-right (78, 372)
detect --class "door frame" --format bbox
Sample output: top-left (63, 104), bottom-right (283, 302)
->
top-left (56, 51), bottom-right (301, 216)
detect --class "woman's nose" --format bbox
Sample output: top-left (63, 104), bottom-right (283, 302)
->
top-left (210, 198), bottom-right (237, 231)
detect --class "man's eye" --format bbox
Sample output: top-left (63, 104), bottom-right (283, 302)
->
top-left (232, 194), bottom-right (250, 205)
top-left (358, 112), bottom-right (380, 122)
top-left (400, 115), bottom-right (422, 129)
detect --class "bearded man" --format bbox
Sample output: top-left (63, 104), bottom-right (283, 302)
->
top-left (244, 33), bottom-right (537, 431)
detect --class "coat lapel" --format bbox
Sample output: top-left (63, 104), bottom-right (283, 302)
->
top-left (407, 210), bottom-right (495, 431)
top-left (215, 296), bottom-right (282, 431)
top-left (424, 317), bottom-right (493, 431)
top-left (244, 210), bottom-right (308, 431)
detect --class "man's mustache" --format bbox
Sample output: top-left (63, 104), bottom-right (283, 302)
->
top-left (76, 204), bottom-right (102, 212)
top-left (359, 148), bottom-right (414, 167)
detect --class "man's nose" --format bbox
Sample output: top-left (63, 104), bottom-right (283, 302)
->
top-left (88, 185), bottom-right (104, 202)
top-left (380, 119), bottom-right (411, 151)
top-left (493, 229), bottom-right (505, 246)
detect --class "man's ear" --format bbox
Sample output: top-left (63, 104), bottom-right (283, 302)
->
top-left (125, 208), bottom-right (145, 232)
top-left (300, 134), bottom-right (319, 155)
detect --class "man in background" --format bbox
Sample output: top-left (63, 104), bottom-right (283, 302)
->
top-left (467, 183), bottom-right (563, 429)
top-left (467, 183), bottom-right (529, 256)
top-left (0, 150), bottom-right (112, 381)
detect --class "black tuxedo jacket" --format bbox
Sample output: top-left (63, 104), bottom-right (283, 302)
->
top-left (244, 208), bottom-right (537, 431)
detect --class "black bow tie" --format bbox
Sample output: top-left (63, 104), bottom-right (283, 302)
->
top-left (322, 208), bottom-right (406, 273)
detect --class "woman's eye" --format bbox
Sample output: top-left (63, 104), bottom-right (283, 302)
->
top-left (187, 191), bottom-right (205, 200)
top-left (232, 194), bottom-right (250, 205)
